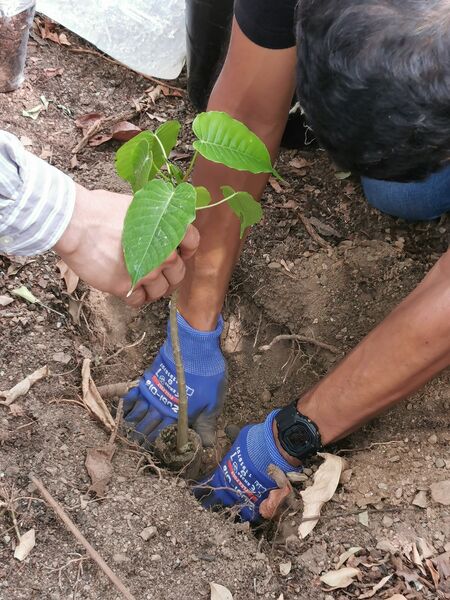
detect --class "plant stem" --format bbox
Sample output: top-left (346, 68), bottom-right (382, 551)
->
top-left (196, 192), bottom-right (239, 211)
top-left (170, 290), bottom-right (189, 454)
top-left (183, 150), bottom-right (198, 182)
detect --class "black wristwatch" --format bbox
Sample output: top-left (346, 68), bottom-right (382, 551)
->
top-left (275, 401), bottom-right (323, 460)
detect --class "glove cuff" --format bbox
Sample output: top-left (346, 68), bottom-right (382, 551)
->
top-left (163, 312), bottom-right (225, 376)
top-left (247, 410), bottom-right (301, 479)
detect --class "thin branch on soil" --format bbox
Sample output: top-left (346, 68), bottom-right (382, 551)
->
top-left (170, 291), bottom-right (189, 454)
top-left (108, 398), bottom-right (123, 449)
top-left (337, 440), bottom-right (404, 454)
top-left (30, 476), bottom-right (137, 600)
top-left (102, 333), bottom-right (146, 365)
top-left (96, 381), bottom-right (138, 399)
top-left (297, 211), bottom-right (332, 251)
top-left (259, 333), bottom-right (340, 355)
top-left (68, 46), bottom-right (185, 93)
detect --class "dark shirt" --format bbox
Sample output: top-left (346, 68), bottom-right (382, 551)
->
top-left (234, 0), bottom-right (297, 49)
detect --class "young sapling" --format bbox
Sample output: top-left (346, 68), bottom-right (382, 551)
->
top-left (116, 111), bottom-right (278, 464)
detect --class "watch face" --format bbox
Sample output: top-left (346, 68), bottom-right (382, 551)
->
top-left (285, 422), bottom-right (312, 451)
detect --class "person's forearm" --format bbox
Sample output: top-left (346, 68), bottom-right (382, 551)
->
top-left (297, 249), bottom-right (450, 446)
top-left (177, 19), bottom-right (296, 330)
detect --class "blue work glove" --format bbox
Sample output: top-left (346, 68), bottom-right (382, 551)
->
top-left (194, 410), bottom-right (299, 522)
top-left (123, 313), bottom-right (226, 447)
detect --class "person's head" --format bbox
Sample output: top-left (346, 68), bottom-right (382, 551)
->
top-left (296, 0), bottom-right (450, 181)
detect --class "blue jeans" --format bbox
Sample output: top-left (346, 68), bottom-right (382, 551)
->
top-left (362, 164), bottom-right (450, 221)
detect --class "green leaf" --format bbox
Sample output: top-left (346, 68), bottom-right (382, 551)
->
top-left (133, 142), bottom-right (153, 192)
top-left (155, 121), bottom-right (181, 157)
top-left (221, 185), bottom-right (263, 238)
top-left (192, 111), bottom-right (274, 175)
top-left (168, 162), bottom-right (185, 184)
top-left (151, 121), bottom-right (181, 176)
top-left (122, 180), bottom-right (197, 287)
top-left (195, 186), bottom-right (212, 208)
top-left (116, 132), bottom-right (156, 190)
top-left (12, 285), bottom-right (38, 303)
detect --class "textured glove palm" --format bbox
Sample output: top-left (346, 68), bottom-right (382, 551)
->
top-left (194, 410), bottom-right (299, 522)
top-left (123, 313), bottom-right (226, 447)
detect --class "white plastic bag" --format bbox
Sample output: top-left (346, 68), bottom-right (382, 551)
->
top-left (0, 0), bottom-right (34, 18)
top-left (36, 0), bottom-right (186, 80)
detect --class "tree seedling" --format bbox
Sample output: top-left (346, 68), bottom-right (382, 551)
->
top-left (116, 111), bottom-right (277, 467)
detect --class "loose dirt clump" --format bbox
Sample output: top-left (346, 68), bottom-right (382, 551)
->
top-left (1, 19), bottom-right (449, 600)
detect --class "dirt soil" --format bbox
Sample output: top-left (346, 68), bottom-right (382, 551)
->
top-left (1, 19), bottom-right (449, 600)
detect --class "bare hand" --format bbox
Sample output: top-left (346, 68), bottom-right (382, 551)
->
top-left (53, 184), bottom-right (199, 307)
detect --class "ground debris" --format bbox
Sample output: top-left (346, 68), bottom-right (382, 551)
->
top-left (80, 359), bottom-right (115, 431)
top-left (0, 365), bottom-right (49, 407)
top-left (298, 453), bottom-right (346, 538)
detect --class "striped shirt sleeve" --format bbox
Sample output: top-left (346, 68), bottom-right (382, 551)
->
top-left (0, 130), bottom-right (75, 256)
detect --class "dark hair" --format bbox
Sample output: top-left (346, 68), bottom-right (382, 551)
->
top-left (296, 0), bottom-right (450, 181)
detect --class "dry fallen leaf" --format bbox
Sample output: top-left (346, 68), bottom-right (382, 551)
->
top-left (0, 295), bottom-right (14, 307)
top-left (386, 596), bottom-right (408, 600)
top-left (81, 359), bottom-right (115, 431)
top-left (336, 547), bottom-right (362, 569)
top-left (0, 366), bottom-right (49, 406)
top-left (85, 446), bottom-right (115, 497)
top-left (269, 177), bottom-right (283, 194)
top-left (430, 480), bottom-right (450, 506)
top-left (75, 112), bottom-right (104, 134)
top-left (210, 582), bottom-right (233, 600)
top-left (289, 157), bottom-right (310, 169)
top-left (56, 260), bottom-right (79, 294)
top-left (359, 574), bottom-right (392, 598)
top-left (14, 528), bottom-right (35, 561)
top-left (320, 567), bottom-right (360, 589)
top-left (67, 296), bottom-right (83, 325)
top-left (298, 453), bottom-right (346, 538)
top-left (89, 133), bottom-right (113, 147)
top-left (44, 67), bottom-right (64, 78)
top-left (111, 121), bottom-right (142, 141)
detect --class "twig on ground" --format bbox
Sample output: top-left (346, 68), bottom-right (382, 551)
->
top-left (297, 211), bottom-right (332, 251)
top-left (259, 333), bottom-right (340, 355)
top-left (68, 46), bottom-right (185, 92)
top-left (108, 398), bottom-right (123, 449)
top-left (30, 476), bottom-right (137, 600)
top-left (337, 440), bottom-right (404, 454)
top-left (102, 333), bottom-right (146, 364)
top-left (96, 381), bottom-right (138, 399)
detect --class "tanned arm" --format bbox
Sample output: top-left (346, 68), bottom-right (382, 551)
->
top-left (178, 18), bottom-right (296, 330)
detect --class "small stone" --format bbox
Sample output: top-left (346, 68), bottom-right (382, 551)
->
top-left (435, 458), bottom-right (446, 469)
top-left (406, 403), bottom-right (413, 410)
top-left (255, 552), bottom-right (266, 561)
top-left (394, 487), bottom-right (403, 499)
top-left (389, 455), bottom-right (400, 463)
top-left (52, 351), bottom-right (71, 364)
top-left (430, 480), bottom-right (450, 506)
top-left (150, 554), bottom-right (161, 562)
top-left (279, 560), bottom-right (292, 576)
top-left (113, 553), bottom-right (129, 564)
top-left (268, 262), bottom-right (281, 270)
top-left (376, 539), bottom-right (397, 553)
top-left (412, 490), bottom-right (428, 508)
top-left (428, 434), bottom-right (438, 444)
top-left (261, 389), bottom-right (271, 403)
top-left (140, 526), bottom-right (157, 541)
top-left (382, 516), bottom-right (394, 528)
top-left (378, 483), bottom-right (388, 490)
